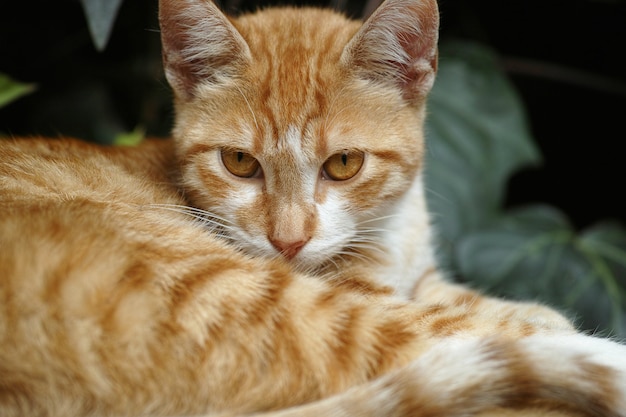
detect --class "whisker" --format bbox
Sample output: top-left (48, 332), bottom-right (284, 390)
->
top-left (322, 84), bottom-right (351, 131)
top-left (334, 250), bottom-right (371, 263)
top-left (235, 85), bottom-right (260, 132)
top-left (295, 261), bottom-right (321, 277)
top-left (346, 243), bottom-right (386, 257)
top-left (147, 203), bottom-right (211, 216)
top-left (355, 228), bottom-right (391, 236)
top-left (355, 213), bottom-right (402, 226)
top-left (145, 204), bottom-right (243, 242)
top-left (350, 233), bottom-right (382, 243)
top-left (147, 203), bottom-right (234, 224)
top-left (346, 239), bottom-right (384, 249)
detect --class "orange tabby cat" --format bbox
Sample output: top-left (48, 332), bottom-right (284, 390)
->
top-left (1, 0), bottom-right (626, 416)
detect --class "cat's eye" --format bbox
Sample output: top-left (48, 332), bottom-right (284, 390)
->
top-left (220, 150), bottom-right (261, 178)
top-left (322, 150), bottom-right (365, 181)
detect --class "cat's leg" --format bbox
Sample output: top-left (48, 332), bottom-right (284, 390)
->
top-left (217, 333), bottom-right (626, 417)
top-left (410, 267), bottom-right (575, 333)
top-left (475, 408), bottom-right (587, 417)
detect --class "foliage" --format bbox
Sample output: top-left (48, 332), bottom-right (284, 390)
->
top-left (113, 127), bottom-right (146, 147)
top-left (426, 42), bottom-right (626, 336)
top-left (0, 74), bottom-right (35, 109)
top-left (425, 41), bottom-right (541, 259)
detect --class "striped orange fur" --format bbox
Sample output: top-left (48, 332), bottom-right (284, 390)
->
top-left (2, 0), bottom-right (626, 416)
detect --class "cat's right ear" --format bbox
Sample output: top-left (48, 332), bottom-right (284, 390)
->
top-left (341, 0), bottom-right (439, 104)
top-left (159, 0), bottom-right (251, 100)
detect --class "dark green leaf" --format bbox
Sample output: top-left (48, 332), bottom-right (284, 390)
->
top-left (456, 205), bottom-right (626, 335)
top-left (425, 41), bottom-right (541, 269)
top-left (456, 205), bottom-right (573, 293)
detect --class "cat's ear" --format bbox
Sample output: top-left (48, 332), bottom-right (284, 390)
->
top-left (342, 0), bottom-right (439, 103)
top-left (159, 0), bottom-right (251, 100)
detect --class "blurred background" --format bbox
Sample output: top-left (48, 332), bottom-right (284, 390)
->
top-left (1, 0), bottom-right (626, 334)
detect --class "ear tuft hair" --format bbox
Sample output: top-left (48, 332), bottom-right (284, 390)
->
top-left (342, 0), bottom-right (439, 103)
top-left (159, 0), bottom-right (251, 100)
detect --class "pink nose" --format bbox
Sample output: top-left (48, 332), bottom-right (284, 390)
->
top-left (270, 238), bottom-right (309, 259)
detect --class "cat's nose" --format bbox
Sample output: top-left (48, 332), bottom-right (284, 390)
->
top-left (270, 238), bottom-right (309, 259)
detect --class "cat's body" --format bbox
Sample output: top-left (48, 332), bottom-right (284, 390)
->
top-left (2, 0), bottom-right (626, 416)
top-left (2, 136), bottom-right (623, 417)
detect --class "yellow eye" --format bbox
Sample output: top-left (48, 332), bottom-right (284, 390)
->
top-left (220, 150), bottom-right (261, 178)
top-left (322, 150), bottom-right (364, 181)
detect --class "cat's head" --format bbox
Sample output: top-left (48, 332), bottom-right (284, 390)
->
top-left (159, 0), bottom-right (439, 270)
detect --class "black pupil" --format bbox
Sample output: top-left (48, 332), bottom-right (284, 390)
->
top-left (341, 153), bottom-right (348, 166)
top-left (237, 152), bottom-right (244, 162)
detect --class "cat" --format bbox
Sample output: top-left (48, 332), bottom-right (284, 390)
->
top-left (1, 0), bottom-right (626, 416)
top-left (161, 0), bottom-right (570, 324)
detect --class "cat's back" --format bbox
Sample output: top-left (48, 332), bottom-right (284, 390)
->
top-left (0, 137), bottom-right (178, 205)
top-left (0, 138), bottom-right (196, 296)
top-left (0, 137), bottom-right (216, 283)
top-left (0, 137), bottom-right (253, 416)
top-left (0, 137), bottom-right (205, 323)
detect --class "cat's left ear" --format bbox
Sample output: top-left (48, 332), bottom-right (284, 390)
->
top-left (159, 0), bottom-right (252, 100)
top-left (341, 0), bottom-right (439, 103)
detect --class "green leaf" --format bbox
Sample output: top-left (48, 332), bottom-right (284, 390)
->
top-left (577, 222), bottom-right (626, 333)
top-left (456, 205), bottom-right (626, 336)
top-left (113, 127), bottom-right (145, 147)
top-left (425, 41), bottom-right (541, 269)
top-left (580, 222), bottom-right (626, 278)
top-left (456, 205), bottom-right (573, 292)
top-left (0, 73), bottom-right (35, 108)
top-left (80, 0), bottom-right (124, 51)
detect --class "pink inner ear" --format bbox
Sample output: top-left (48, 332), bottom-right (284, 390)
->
top-left (396, 27), bottom-right (439, 101)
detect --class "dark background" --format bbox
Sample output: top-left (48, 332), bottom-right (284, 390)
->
top-left (1, 0), bottom-right (625, 230)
